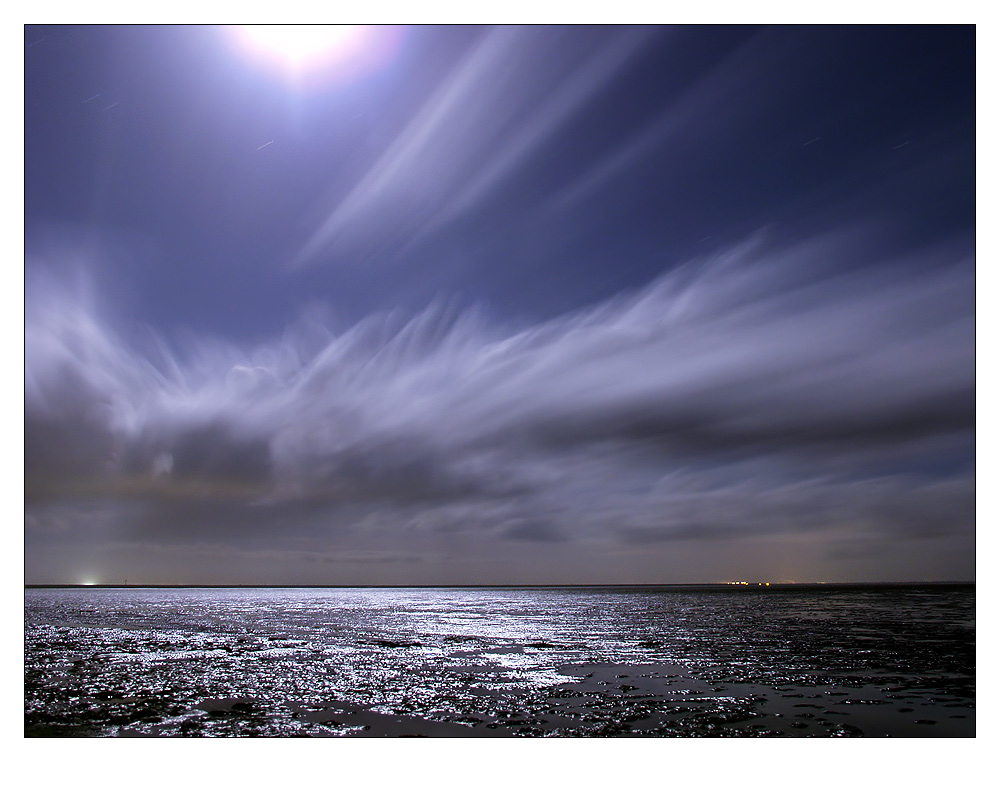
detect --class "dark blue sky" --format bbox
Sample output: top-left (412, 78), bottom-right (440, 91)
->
top-left (25, 25), bottom-right (975, 584)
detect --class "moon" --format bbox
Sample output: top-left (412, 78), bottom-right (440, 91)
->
top-left (229, 25), bottom-right (395, 84)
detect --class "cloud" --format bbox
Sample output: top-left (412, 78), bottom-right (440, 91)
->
top-left (24, 228), bottom-right (974, 571)
top-left (293, 26), bottom-right (659, 268)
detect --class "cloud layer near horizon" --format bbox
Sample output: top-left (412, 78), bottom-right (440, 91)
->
top-left (24, 228), bottom-right (975, 583)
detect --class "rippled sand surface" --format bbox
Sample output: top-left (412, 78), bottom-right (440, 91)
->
top-left (24, 586), bottom-right (974, 737)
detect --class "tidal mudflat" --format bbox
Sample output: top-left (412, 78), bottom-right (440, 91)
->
top-left (24, 585), bottom-right (974, 737)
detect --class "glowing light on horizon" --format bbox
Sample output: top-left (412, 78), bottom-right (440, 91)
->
top-left (722, 581), bottom-right (773, 586)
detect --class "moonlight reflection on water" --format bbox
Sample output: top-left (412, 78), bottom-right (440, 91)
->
top-left (24, 586), bottom-right (974, 737)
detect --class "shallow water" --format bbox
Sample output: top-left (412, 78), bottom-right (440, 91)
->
top-left (24, 585), bottom-right (974, 737)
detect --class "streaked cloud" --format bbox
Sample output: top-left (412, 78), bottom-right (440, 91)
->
top-left (25, 226), bottom-right (974, 582)
top-left (294, 26), bottom-right (659, 268)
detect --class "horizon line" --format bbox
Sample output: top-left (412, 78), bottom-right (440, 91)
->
top-left (24, 581), bottom-right (975, 590)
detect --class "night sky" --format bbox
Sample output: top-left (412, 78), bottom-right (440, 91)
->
top-left (24, 24), bottom-right (975, 585)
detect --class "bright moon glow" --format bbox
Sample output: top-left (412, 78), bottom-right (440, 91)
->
top-left (239, 25), bottom-right (360, 66)
top-left (230, 25), bottom-right (396, 85)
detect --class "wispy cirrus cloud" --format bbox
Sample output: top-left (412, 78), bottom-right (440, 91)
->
top-left (293, 26), bottom-right (659, 268)
top-left (25, 226), bottom-right (974, 581)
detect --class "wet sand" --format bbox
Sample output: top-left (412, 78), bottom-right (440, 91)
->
top-left (26, 586), bottom-right (974, 737)
top-left (105, 660), bottom-right (972, 738)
